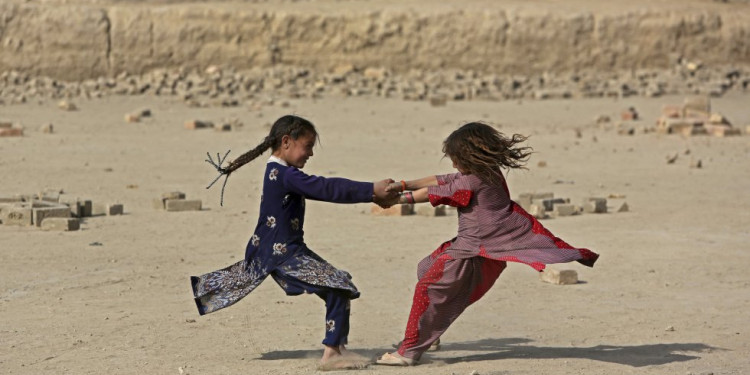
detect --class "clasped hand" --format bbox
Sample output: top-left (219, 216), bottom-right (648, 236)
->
top-left (373, 179), bottom-right (400, 208)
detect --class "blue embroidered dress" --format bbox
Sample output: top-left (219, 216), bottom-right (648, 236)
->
top-left (191, 156), bottom-right (374, 316)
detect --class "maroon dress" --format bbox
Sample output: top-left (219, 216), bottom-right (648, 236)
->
top-left (397, 172), bottom-right (599, 360)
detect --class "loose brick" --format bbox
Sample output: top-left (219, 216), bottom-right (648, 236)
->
top-left (39, 188), bottom-right (62, 203)
top-left (540, 268), bottom-right (578, 285)
top-left (124, 113), bottom-right (141, 123)
top-left (214, 123), bottom-right (232, 132)
top-left (156, 192), bottom-right (187, 209)
top-left (153, 198), bottom-right (167, 210)
top-left (528, 203), bottom-right (546, 219)
top-left (582, 197), bottom-right (607, 213)
top-left (0, 128), bottom-right (23, 137)
top-left (41, 217), bottom-right (80, 231)
top-left (162, 191), bottom-right (186, 200)
top-left (620, 107), bottom-right (638, 121)
top-left (0, 195), bottom-right (23, 203)
top-left (371, 204), bottom-right (414, 216)
top-left (58, 195), bottom-right (81, 216)
top-left (39, 123), bottom-right (54, 133)
top-left (93, 203), bottom-right (124, 216)
top-left (58, 100), bottom-right (77, 111)
top-left (533, 198), bottom-right (569, 212)
top-left (429, 95), bottom-right (447, 107)
top-left (184, 120), bottom-right (213, 130)
top-left (108, 204), bottom-right (124, 215)
top-left (517, 192), bottom-right (554, 211)
top-left (165, 199), bottom-right (202, 212)
top-left (552, 203), bottom-right (577, 217)
top-left (79, 200), bottom-right (93, 217)
top-left (3, 205), bottom-right (33, 226)
top-left (33, 206), bottom-right (71, 226)
top-left (416, 205), bottom-right (446, 217)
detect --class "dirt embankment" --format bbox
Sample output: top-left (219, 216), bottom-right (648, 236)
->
top-left (1, 1), bottom-right (750, 81)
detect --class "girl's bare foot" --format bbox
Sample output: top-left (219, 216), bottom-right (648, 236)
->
top-left (318, 345), bottom-right (370, 371)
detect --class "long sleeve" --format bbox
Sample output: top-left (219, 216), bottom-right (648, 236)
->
top-left (283, 167), bottom-right (374, 203)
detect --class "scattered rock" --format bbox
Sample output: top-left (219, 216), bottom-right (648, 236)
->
top-left (57, 100), bottom-right (77, 111)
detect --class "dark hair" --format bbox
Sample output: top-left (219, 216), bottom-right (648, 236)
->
top-left (224, 115), bottom-right (318, 174)
top-left (442, 122), bottom-right (532, 184)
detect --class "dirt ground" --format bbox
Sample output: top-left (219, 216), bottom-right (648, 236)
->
top-left (1, 92), bottom-right (749, 375)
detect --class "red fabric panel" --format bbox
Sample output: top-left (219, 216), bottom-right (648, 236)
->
top-left (428, 189), bottom-right (473, 208)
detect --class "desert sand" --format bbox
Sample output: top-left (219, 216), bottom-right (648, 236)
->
top-left (2, 89), bottom-right (750, 375)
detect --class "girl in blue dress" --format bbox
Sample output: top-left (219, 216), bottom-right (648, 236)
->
top-left (190, 115), bottom-right (395, 368)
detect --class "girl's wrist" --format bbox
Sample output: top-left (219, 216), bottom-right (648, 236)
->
top-left (399, 191), bottom-right (415, 204)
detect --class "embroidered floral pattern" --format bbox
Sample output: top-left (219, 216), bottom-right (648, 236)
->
top-left (281, 254), bottom-right (357, 293)
top-left (272, 243), bottom-right (288, 256)
top-left (251, 234), bottom-right (260, 247)
top-left (266, 216), bottom-right (276, 228)
top-left (326, 319), bottom-right (336, 332)
top-left (191, 258), bottom-right (268, 315)
top-left (291, 218), bottom-right (300, 231)
top-left (269, 168), bottom-right (279, 181)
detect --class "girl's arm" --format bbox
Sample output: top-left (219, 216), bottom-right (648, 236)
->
top-left (386, 176), bottom-right (438, 193)
top-left (284, 167), bottom-right (374, 203)
top-left (400, 174), bottom-right (474, 208)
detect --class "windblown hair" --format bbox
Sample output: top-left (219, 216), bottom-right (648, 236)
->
top-left (442, 122), bottom-right (532, 184)
top-left (224, 115), bottom-right (318, 174)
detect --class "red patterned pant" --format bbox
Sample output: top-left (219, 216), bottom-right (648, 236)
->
top-left (397, 241), bottom-right (507, 360)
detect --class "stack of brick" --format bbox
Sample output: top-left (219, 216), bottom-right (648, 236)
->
top-left (154, 191), bottom-right (202, 212)
top-left (1, 189), bottom-right (125, 231)
top-left (656, 95), bottom-right (742, 137)
top-left (1, 192), bottom-right (78, 231)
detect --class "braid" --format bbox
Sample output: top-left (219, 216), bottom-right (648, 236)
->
top-left (224, 136), bottom-right (275, 174)
top-left (205, 115), bottom-right (318, 206)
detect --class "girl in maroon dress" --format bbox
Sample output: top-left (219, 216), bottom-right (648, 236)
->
top-left (376, 122), bottom-right (599, 366)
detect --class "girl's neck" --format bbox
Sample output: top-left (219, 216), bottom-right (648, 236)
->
top-left (268, 154), bottom-right (288, 166)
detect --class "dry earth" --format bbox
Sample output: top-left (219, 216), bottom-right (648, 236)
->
top-left (1, 91), bottom-right (749, 374)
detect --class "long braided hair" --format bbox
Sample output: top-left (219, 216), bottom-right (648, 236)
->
top-left (442, 122), bottom-right (532, 185)
top-left (224, 115), bottom-right (319, 174)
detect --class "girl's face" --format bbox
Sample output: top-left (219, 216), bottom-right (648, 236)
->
top-left (279, 132), bottom-right (316, 168)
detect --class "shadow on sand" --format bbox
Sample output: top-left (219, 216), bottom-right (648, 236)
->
top-left (259, 338), bottom-right (719, 368)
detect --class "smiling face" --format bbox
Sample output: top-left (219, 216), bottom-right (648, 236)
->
top-left (277, 131), bottom-right (316, 168)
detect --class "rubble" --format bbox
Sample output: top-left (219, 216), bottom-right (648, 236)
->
top-left (1, 63), bottom-right (749, 108)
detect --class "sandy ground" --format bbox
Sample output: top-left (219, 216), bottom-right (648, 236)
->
top-left (1, 92), bottom-right (750, 375)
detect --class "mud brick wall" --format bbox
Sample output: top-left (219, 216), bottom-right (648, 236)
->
top-left (1, 1), bottom-right (749, 80)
